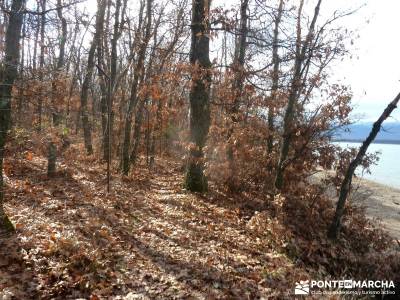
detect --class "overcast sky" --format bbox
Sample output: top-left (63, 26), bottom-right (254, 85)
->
top-left (83, 0), bottom-right (400, 123)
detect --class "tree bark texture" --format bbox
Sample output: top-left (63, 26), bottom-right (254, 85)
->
top-left (0, 0), bottom-right (25, 231)
top-left (47, 141), bottom-right (57, 176)
top-left (184, 0), bottom-right (212, 192)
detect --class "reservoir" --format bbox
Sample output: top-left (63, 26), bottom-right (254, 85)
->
top-left (335, 142), bottom-right (400, 189)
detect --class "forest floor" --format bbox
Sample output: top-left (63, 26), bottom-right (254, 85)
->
top-left (0, 140), bottom-right (307, 299)
top-left (1, 137), bottom-right (399, 299)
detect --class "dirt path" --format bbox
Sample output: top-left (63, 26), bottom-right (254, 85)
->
top-left (2, 147), bottom-right (398, 299)
top-left (0, 153), bottom-right (299, 299)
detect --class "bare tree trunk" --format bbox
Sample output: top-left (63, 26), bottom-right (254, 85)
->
top-left (17, 14), bottom-right (25, 123)
top-left (56, 0), bottom-right (67, 70)
top-left (47, 141), bottom-right (57, 176)
top-left (274, 0), bottom-right (322, 191)
top-left (37, 0), bottom-right (46, 132)
top-left (149, 92), bottom-right (163, 168)
top-left (65, 17), bottom-right (80, 126)
top-left (129, 98), bottom-right (146, 164)
top-left (32, 0), bottom-right (40, 72)
top-left (94, 0), bottom-right (108, 152)
top-left (129, 18), bottom-right (161, 166)
top-left (51, 0), bottom-right (68, 125)
top-left (267, 0), bottom-right (283, 154)
top-left (148, 8), bottom-right (184, 168)
top-left (97, 20), bottom-right (108, 151)
top-left (184, 0), bottom-right (212, 192)
top-left (121, 0), bottom-right (152, 175)
top-left (328, 92), bottom-right (400, 239)
top-left (80, 0), bottom-right (107, 155)
top-left (145, 104), bottom-right (150, 165)
top-left (0, 0), bottom-right (25, 231)
top-left (226, 0), bottom-right (248, 191)
top-left (103, 0), bottom-right (126, 161)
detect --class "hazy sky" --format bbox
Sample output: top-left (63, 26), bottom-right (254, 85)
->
top-left (323, 0), bottom-right (400, 122)
top-left (218, 0), bottom-right (400, 122)
top-left (83, 0), bottom-right (400, 122)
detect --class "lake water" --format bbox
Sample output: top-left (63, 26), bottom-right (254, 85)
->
top-left (335, 142), bottom-right (400, 189)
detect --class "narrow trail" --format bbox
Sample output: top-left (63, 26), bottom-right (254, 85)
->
top-left (2, 142), bottom-right (399, 299)
top-left (0, 149), bottom-right (297, 299)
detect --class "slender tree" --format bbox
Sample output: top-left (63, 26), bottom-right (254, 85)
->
top-left (32, 0), bottom-right (40, 72)
top-left (51, 0), bottom-right (68, 125)
top-left (149, 5), bottom-right (185, 167)
top-left (103, 0), bottom-right (126, 161)
top-left (226, 0), bottom-right (248, 191)
top-left (129, 24), bottom-right (158, 165)
top-left (56, 0), bottom-right (67, 69)
top-left (274, 0), bottom-right (322, 190)
top-left (328, 92), bottom-right (400, 239)
top-left (121, 0), bottom-right (152, 175)
top-left (80, 0), bottom-right (107, 155)
top-left (267, 0), bottom-right (283, 154)
top-left (37, 0), bottom-right (46, 131)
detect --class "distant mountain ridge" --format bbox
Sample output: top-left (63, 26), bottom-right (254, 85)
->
top-left (334, 122), bottom-right (400, 144)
